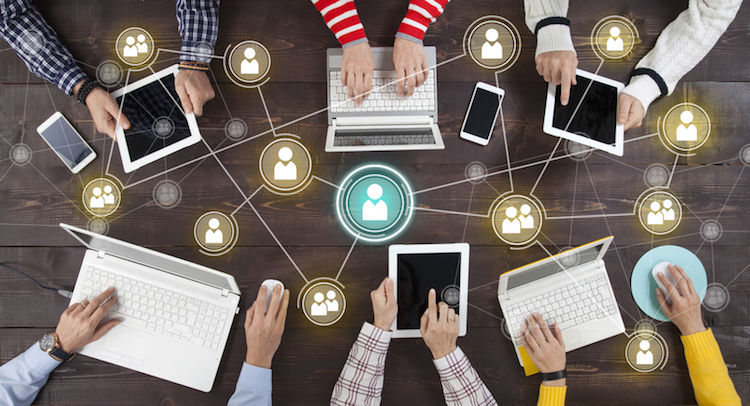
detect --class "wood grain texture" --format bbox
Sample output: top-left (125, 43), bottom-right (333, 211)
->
top-left (1, 0), bottom-right (749, 404)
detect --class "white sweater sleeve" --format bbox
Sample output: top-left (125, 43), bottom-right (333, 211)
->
top-left (622, 0), bottom-right (743, 113)
top-left (524, 0), bottom-right (576, 58)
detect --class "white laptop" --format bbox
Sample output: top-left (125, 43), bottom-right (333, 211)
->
top-left (497, 237), bottom-right (625, 368)
top-left (325, 47), bottom-right (444, 152)
top-left (60, 223), bottom-right (240, 392)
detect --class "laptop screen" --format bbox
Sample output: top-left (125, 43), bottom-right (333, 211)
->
top-left (507, 245), bottom-right (600, 290)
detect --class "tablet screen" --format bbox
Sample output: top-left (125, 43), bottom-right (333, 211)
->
top-left (552, 76), bottom-right (618, 145)
top-left (397, 252), bottom-right (462, 330)
top-left (116, 74), bottom-right (192, 161)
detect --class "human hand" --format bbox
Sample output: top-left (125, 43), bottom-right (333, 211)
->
top-left (420, 288), bottom-right (459, 359)
top-left (656, 264), bottom-right (706, 336)
top-left (341, 42), bottom-right (374, 106)
top-left (520, 313), bottom-right (566, 386)
top-left (393, 37), bottom-right (429, 98)
top-left (617, 93), bottom-right (645, 130)
top-left (535, 51), bottom-right (578, 106)
top-left (371, 277), bottom-right (398, 331)
top-left (82, 87), bottom-right (131, 140)
top-left (175, 69), bottom-right (215, 117)
top-left (55, 287), bottom-right (120, 353)
top-left (244, 284), bottom-right (290, 369)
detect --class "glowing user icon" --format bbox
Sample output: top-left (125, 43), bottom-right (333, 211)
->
top-left (274, 147), bottom-right (297, 180)
top-left (519, 204), bottom-right (535, 229)
top-left (362, 184), bottom-right (388, 221)
top-left (136, 34), bottom-right (148, 54)
top-left (325, 290), bottom-right (340, 312)
top-left (502, 207), bottom-right (521, 235)
top-left (636, 340), bottom-right (654, 365)
top-left (676, 111), bottom-right (698, 141)
top-left (481, 28), bottom-right (503, 59)
top-left (311, 290), bottom-right (340, 316)
top-left (205, 217), bottom-right (224, 244)
top-left (647, 201), bottom-right (664, 225)
top-left (607, 26), bottom-right (624, 51)
top-left (90, 187), bottom-right (105, 208)
top-left (123, 36), bottom-right (138, 58)
top-left (241, 47), bottom-right (259, 75)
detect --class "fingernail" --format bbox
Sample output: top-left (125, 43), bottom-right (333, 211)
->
top-left (385, 278), bottom-right (393, 286)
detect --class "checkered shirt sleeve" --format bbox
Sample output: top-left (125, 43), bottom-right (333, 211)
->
top-left (175, 0), bottom-right (220, 64)
top-left (330, 322), bottom-right (392, 406)
top-left (0, 0), bottom-right (87, 95)
top-left (433, 347), bottom-right (499, 406)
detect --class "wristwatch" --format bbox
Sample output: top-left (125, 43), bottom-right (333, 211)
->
top-left (39, 332), bottom-right (75, 362)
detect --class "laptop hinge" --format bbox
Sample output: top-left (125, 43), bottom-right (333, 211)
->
top-left (335, 115), bottom-right (433, 127)
top-left (221, 288), bottom-right (229, 297)
top-left (97, 249), bottom-right (106, 259)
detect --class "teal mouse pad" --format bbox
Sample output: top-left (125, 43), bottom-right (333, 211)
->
top-left (631, 245), bottom-right (707, 322)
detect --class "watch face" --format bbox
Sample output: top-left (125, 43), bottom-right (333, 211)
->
top-left (40, 333), bottom-right (55, 352)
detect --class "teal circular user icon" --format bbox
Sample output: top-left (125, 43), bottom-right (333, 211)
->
top-left (336, 164), bottom-right (414, 243)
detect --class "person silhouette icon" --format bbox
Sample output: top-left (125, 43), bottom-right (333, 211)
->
top-left (676, 111), bottom-right (698, 141)
top-left (647, 201), bottom-right (664, 225)
top-left (103, 185), bottom-right (115, 205)
top-left (636, 340), bottom-right (654, 365)
top-left (662, 199), bottom-right (675, 221)
top-left (501, 207), bottom-right (521, 234)
top-left (241, 47), bottom-right (260, 75)
top-left (205, 218), bottom-right (224, 244)
top-left (311, 292), bottom-right (328, 316)
top-left (362, 184), bottom-right (388, 221)
top-left (519, 204), bottom-right (534, 229)
top-left (481, 28), bottom-right (503, 60)
top-left (325, 290), bottom-right (339, 312)
top-left (90, 187), bottom-right (105, 208)
top-left (136, 34), bottom-right (148, 54)
top-left (273, 147), bottom-right (297, 180)
top-left (606, 26), bottom-right (624, 52)
top-left (123, 36), bottom-right (138, 58)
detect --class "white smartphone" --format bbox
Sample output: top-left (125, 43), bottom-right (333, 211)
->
top-left (36, 112), bottom-right (96, 173)
top-left (460, 82), bottom-right (504, 146)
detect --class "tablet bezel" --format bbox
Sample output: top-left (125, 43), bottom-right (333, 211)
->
top-left (111, 64), bottom-right (202, 173)
top-left (543, 69), bottom-right (625, 156)
top-left (388, 243), bottom-right (470, 338)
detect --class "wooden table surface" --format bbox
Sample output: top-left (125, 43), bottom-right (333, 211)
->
top-left (1, 0), bottom-right (749, 405)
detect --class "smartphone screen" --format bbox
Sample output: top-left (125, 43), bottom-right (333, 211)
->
top-left (38, 117), bottom-right (94, 170)
top-left (462, 87), bottom-right (502, 139)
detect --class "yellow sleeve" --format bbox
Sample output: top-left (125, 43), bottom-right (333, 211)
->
top-left (681, 329), bottom-right (741, 406)
top-left (537, 384), bottom-right (566, 406)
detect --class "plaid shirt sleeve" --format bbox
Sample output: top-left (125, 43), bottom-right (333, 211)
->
top-left (433, 347), bottom-right (499, 406)
top-left (0, 0), bottom-right (87, 95)
top-left (175, 0), bottom-right (220, 64)
top-left (330, 322), bottom-right (392, 406)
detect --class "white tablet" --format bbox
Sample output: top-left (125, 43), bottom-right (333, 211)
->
top-left (543, 69), bottom-right (625, 156)
top-left (111, 65), bottom-right (202, 173)
top-left (388, 243), bottom-right (470, 338)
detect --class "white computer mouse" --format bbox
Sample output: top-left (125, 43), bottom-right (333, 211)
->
top-left (261, 279), bottom-right (284, 313)
top-left (652, 261), bottom-right (681, 304)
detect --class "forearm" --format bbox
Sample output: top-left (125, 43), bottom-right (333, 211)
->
top-left (681, 329), bottom-right (741, 406)
top-left (537, 383), bottom-right (567, 406)
top-left (227, 363), bottom-right (272, 406)
top-left (330, 322), bottom-right (391, 406)
top-left (0, 345), bottom-right (61, 406)
top-left (395, 0), bottom-right (450, 44)
top-left (0, 0), bottom-right (87, 94)
top-left (523, 0), bottom-right (574, 57)
top-left (175, 0), bottom-right (220, 63)
top-left (311, 0), bottom-right (367, 48)
top-left (433, 347), bottom-right (498, 406)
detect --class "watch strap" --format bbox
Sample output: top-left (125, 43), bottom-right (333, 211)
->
top-left (48, 346), bottom-right (75, 362)
top-left (76, 79), bottom-right (102, 105)
top-left (540, 369), bottom-right (566, 381)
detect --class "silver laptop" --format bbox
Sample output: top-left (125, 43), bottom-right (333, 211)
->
top-left (497, 236), bottom-right (625, 367)
top-left (325, 46), bottom-right (444, 152)
top-left (60, 223), bottom-right (241, 392)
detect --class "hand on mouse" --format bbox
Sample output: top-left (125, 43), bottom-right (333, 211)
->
top-left (519, 313), bottom-right (566, 387)
top-left (244, 284), bottom-right (290, 368)
top-left (371, 277), bottom-right (398, 331)
top-left (656, 264), bottom-right (706, 336)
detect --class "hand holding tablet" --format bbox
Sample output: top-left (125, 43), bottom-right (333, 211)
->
top-left (420, 288), bottom-right (460, 359)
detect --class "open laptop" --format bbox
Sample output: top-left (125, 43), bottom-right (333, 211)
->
top-left (60, 223), bottom-right (241, 392)
top-left (497, 236), bottom-right (625, 369)
top-left (325, 47), bottom-right (444, 152)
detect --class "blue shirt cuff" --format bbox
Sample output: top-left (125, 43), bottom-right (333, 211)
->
top-left (25, 344), bottom-right (62, 376)
top-left (237, 362), bottom-right (272, 392)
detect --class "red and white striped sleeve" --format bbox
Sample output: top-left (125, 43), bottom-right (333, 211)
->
top-left (397, 0), bottom-right (451, 43)
top-left (311, 0), bottom-right (367, 47)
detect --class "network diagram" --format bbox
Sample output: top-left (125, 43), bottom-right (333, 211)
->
top-left (3, 15), bottom-right (749, 373)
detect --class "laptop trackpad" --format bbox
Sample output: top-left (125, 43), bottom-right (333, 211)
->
top-left (101, 330), bottom-right (149, 366)
top-left (562, 329), bottom-right (580, 349)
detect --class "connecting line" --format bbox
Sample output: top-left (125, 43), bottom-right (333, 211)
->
top-left (499, 105), bottom-right (513, 192)
top-left (28, 162), bottom-right (88, 217)
top-left (625, 132), bottom-right (658, 143)
top-left (608, 232), bottom-right (701, 252)
top-left (715, 164), bottom-right (746, 222)
top-left (231, 185), bottom-right (266, 216)
top-left (726, 259), bottom-right (750, 287)
top-left (592, 152), bottom-right (646, 173)
top-left (530, 138), bottom-right (562, 195)
top-left (312, 175), bottom-right (340, 189)
top-left (199, 138), bottom-right (250, 201)
top-left (666, 154), bottom-right (679, 189)
top-left (468, 278), bottom-right (499, 292)
top-left (107, 69), bottom-right (131, 176)
top-left (546, 212), bottom-right (635, 220)
top-left (675, 156), bottom-right (738, 174)
top-left (21, 70), bottom-right (30, 143)
top-left (412, 206), bottom-right (490, 218)
top-left (461, 183), bottom-right (475, 243)
top-left (335, 234), bottom-right (359, 281)
top-left (0, 166), bottom-right (12, 184)
top-left (257, 87), bottom-right (277, 136)
top-left (248, 202), bottom-right (308, 284)
top-left (108, 199), bottom-right (155, 222)
top-left (468, 302), bottom-right (504, 323)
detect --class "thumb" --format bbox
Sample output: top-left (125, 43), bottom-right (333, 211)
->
top-left (176, 82), bottom-right (193, 114)
top-left (617, 97), bottom-right (631, 124)
top-left (90, 319), bottom-right (121, 343)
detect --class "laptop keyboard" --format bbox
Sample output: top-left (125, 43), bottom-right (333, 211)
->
top-left (505, 274), bottom-right (618, 339)
top-left (74, 267), bottom-right (231, 351)
top-left (329, 70), bottom-right (436, 113)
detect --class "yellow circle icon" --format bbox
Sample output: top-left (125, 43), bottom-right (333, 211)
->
top-left (194, 211), bottom-right (238, 256)
top-left (301, 280), bottom-right (346, 327)
top-left (259, 137), bottom-right (312, 195)
top-left (82, 178), bottom-right (121, 217)
top-left (226, 40), bottom-right (271, 86)
top-left (115, 27), bottom-right (155, 67)
top-left (491, 195), bottom-right (544, 246)
top-left (637, 190), bottom-right (682, 235)
top-left (466, 17), bottom-right (521, 71)
top-left (591, 16), bottom-right (638, 60)
top-left (660, 103), bottom-right (711, 153)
